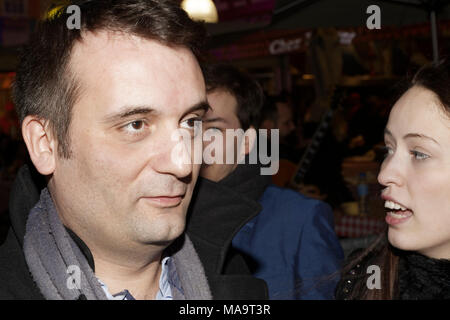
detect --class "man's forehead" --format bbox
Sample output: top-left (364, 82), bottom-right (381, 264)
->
top-left (71, 30), bottom-right (167, 62)
top-left (80, 29), bottom-right (145, 46)
top-left (68, 30), bottom-right (206, 118)
top-left (68, 29), bottom-right (202, 84)
top-left (276, 102), bottom-right (290, 110)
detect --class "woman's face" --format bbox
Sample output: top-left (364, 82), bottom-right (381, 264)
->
top-left (378, 86), bottom-right (450, 259)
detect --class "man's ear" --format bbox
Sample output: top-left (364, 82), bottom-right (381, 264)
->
top-left (239, 126), bottom-right (257, 157)
top-left (22, 115), bottom-right (57, 176)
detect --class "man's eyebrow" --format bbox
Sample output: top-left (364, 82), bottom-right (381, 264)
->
top-left (203, 117), bottom-right (227, 123)
top-left (384, 128), bottom-right (440, 146)
top-left (103, 106), bottom-right (154, 123)
top-left (103, 101), bottom-right (210, 123)
top-left (181, 101), bottom-right (211, 118)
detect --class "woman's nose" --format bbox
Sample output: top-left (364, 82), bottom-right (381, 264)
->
top-left (377, 155), bottom-right (404, 188)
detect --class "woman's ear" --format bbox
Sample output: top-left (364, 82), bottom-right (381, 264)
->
top-left (21, 116), bottom-right (56, 175)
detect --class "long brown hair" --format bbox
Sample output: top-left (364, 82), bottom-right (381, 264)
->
top-left (339, 228), bottom-right (399, 299)
top-left (341, 58), bottom-right (450, 300)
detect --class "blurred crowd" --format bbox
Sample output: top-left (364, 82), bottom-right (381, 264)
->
top-left (271, 88), bottom-right (396, 209)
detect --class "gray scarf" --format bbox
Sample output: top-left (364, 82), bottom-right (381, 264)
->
top-left (23, 188), bottom-right (212, 300)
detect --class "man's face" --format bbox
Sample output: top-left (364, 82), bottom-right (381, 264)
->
top-left (49, 31), bottom-right (207, 252)
top-left (276, 102), bottom-right (295, 141)
top-left (200, 89), bottom-right (242, 182)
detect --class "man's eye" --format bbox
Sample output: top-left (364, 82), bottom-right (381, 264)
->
top-left (181, 117), bottom-right (202, 130)
top-left (206, 127), bottom-right (222, 131)
top-left (122, 120), bottom-right (148, 135)
top-left (130, 121), bottom-right (144, 130)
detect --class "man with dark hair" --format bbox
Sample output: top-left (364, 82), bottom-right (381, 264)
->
top-left (260, 94), bottom-right (296, 145)
top-left (191, 63), bottom-right (344, 299)
top-left (0, 1), bottom-right (266, 300)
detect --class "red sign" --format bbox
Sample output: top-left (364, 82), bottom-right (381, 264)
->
top-left (214, 0), bottom-right (276, 22)
top-left (209, 20), bottom-right (450, 62)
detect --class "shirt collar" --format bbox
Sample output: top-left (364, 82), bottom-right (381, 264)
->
top-left (98, 256), bottom-right (178, 300)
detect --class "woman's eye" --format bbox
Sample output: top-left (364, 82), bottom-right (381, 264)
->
top-left (382, 146), bottom-right (394, 158)
top-left (411, 150), bottom-right (429, 161)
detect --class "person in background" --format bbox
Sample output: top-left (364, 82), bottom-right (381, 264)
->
top-left (190, 63), bottom-right (344, 299)
top-left (0, 0), bottom-right (266, 300)
top-left (259, 94), bottom-right (298, 162)
top-left (336, 59), bottom-right (450, 300)
top-left (264, 95), bottom-right (352, 206)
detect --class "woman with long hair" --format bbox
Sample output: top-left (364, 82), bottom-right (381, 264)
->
top-left (336, 59), bottom-right (450, 299)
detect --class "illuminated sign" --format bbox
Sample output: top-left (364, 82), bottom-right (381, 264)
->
top-left (1, 0), bottom-right (28, 17)
top-left (269, 38), bottom-right (303, 55)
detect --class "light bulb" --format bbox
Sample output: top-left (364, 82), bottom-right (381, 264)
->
top-left (181, 0), bottom-right (218, 23)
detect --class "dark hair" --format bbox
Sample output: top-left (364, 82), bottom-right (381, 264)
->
top-left (259, 92), bottom-right (292, 127)
top-left (203, 64), bottom-right (264, 131)
top-left (338, 229), bottom-right (399, 300)
top-left (411, 58), bottom-right (450, 116)
top-left (13, 0), bottom-right (206, 158)
top-left (340, 58), bottom-right (450, 300)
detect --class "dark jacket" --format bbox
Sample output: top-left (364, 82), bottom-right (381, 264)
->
top-left (188, 162), bottom-right (343, 300)
top-left (186, 164), bottom-right (270, 300)
top-left (0, 165), bottom-right (267, 299)
top-left (336, 246), bottom-right (450, 300)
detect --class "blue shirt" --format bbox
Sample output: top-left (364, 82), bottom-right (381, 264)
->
top-left (99, 256), bottom-right (182, 300)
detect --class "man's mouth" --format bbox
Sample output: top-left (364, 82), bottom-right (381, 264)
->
top-left (141, 195), bottom-right (185, 208)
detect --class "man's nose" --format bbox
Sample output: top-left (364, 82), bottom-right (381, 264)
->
top-left (290, 121), bottom-right (296, 131)
top-left (152, 127), bottom-right (195, 179)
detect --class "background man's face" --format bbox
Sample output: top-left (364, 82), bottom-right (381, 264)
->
top-left (200, 89), bottom-right (242, 182)
top-left (275, 102), bottom-right (295, 141)
top-left (49, 31), bottom-right (207, 253)
top-left (260, 101), bottom-right (295, 142)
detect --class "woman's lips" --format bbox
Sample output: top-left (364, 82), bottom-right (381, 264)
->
top-left (141, 196), bottom-right (183, 207)
top-left (385, 210), bottom-right (413, 225)
top-left (381, 194), bottom-right (413, 226)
